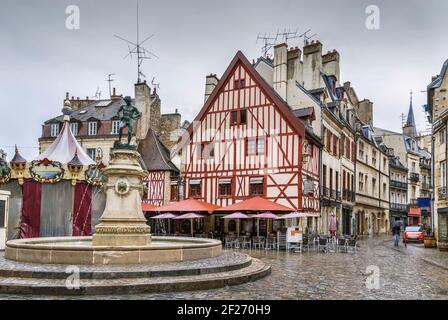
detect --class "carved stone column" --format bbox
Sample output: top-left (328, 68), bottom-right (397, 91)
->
top-left (92, 149), bottom-right (151, 246)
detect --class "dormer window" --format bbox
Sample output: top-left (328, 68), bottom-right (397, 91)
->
top-left (50, 123), bottom-right (60, 137)
top-left (70, 122), bottom-right (78, 136)
top-left (88, 121), bottom-right (98, 135)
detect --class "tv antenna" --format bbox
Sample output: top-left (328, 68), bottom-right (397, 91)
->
top-left (256, 33), bottom-right (277, 58)
top-left (94, 86), bottom-right (101, 100)
top-left (114, 3), bottom-right (158, 83)
top-left (400, 113), bottom-right (406, 128)
top-left (151, 77), bottom-right (160, 91)
top-left (276, 28), bottom-right (299, 45)
top-left (106, 73), bottom-right (115, 98)
top-left (299, 29), bottom-right (317, 45)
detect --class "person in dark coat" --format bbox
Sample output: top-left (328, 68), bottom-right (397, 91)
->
top-left (392, 225), bottom-right (401, 247)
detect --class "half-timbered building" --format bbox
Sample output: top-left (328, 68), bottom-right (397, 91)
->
top-left (180, 51), bottom-right (321, 218)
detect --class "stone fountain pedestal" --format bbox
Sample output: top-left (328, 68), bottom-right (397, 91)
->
top-left (92, 148), bottom-right (151, 247)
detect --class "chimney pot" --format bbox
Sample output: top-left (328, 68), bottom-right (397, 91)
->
top-left (113, 87), bottom-right (116, 95)
top-left (77, 97), bottom-right (80, 100)
top-left (71, 96), bottom-right (74, 100)
top-left (175, 108), bottom-right (178, 113)
top-left (66, 92), bottom-right (69, 99)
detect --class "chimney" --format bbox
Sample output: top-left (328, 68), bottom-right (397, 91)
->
top-left (135, 81), bottom-right (160, 139)
top-left (322, 49), bottom-right (340, 85)
top-left (204, 74), bottom-right (219, 103)
top-left (287, 47), bottom-right (303, 84)
top-left (302, 40), bottom-right (323, 90)
top-left (357, 99), bottom-right (373, 126)
top-left (273, 43), bottom-right (287, 100)
top-left (111, 87), bottom-right (122, 100)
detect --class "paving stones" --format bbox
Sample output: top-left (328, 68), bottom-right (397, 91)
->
top-left (0, 237), bottom-right (447, 299)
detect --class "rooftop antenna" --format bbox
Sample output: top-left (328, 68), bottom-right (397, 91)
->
top-left (94, 86), bottom-right (101, 100)
top-left (276, 28), bottom-right (299, 45)
top-left (400, 113), bottom-right (406, 128)
top-left (106, 73), bottom-right (115, 98)
top-left (256, 33), bottom-right (278, 58)
top-left (114, 3), bottom-right (158, 83)
top-left (151, 77), bottom-right (160, 91)
top-left (298, 29), bottom-right (317, 45)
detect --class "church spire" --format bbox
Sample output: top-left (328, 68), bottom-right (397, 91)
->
top-left (403, 89), bottom-right (417, 137)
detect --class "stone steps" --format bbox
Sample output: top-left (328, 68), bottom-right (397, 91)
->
top-left (0, 258), bottom-right (270, 295)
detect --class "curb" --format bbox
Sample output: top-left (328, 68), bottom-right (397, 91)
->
top-left (382, 240), bottom-right (448, 271)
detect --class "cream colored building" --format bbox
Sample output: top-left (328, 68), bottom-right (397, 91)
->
top-left (354, 125), bottom-right (390, 235)
top-left (426, 58), bottom-right (448, 245)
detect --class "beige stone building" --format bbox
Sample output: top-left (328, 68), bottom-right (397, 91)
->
top-left (426, 58), bottom-right (448, 246)
top-left (354, 125), bottom-right (390, 235)
top-left (374, 98), bottom-right (432, 227)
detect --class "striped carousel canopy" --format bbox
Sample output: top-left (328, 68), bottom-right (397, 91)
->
top-left (35, 120), bottom-right (94, 165)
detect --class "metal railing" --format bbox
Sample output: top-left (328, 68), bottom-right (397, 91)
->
top-left (390, 203), bottom-right (407, 211)
top-left (342, 189), bottom-right (355, 202)
top-left (390, 180), bottom-right (408, 189)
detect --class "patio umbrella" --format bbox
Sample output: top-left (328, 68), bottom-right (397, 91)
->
top-left (173, 212), bottom-right (207, 237)
top-left (141, 202), bottom-right (155, 212)
top-left (150, 212), bottom-right (177, 234)
top-left (276, 211), bottom-right (310, 219)
top-left (253, 212), bottom-right (278, 237)
top-left (329, 213), bottom-right (337, 236)
top-left (222, 212), bottom-right (250, 236)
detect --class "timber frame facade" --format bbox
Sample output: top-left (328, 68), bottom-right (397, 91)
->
top-left (180, 51), bottom-right (320, 212)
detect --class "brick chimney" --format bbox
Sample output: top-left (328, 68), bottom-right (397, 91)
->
top-left (204, 74), bottom-right (219, 103)
top-left (111, 87), bottom-right (123, 100)
top-left (273, 43), bottom-right (288, 100)
top-left (65, 92), bottom-right (95, 111)
top-left (302, 40), bottom-right (323, 90)
top-left (357, 99), bottom-right (373, 126)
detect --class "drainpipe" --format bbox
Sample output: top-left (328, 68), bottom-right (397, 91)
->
top-left (431, 127), bottom-right (435, 236)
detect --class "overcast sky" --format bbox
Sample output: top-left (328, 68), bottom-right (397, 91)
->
top-left (1, 0), bottom-right (447, 160)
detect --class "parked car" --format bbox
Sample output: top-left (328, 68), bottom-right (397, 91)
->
top-left (403, 226), bottom-right (425, 244)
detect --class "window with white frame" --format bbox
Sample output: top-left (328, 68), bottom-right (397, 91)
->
top-left (88, 121), bottom-right (98, 135)
top-left (50, 123), bottom-right (60, 137)
top-left (87, 148), bottom-right (96, 160)
top-left (70, 122), bottom-right (78, 136)
top-left (111, 120), bottom-right (120, 134)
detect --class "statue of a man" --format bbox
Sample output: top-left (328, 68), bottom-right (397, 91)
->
top-left (117, 96), bottom-right (141, 146)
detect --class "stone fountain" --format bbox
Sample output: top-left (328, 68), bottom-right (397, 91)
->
top-left (0, 96), bottom-right (270, 294)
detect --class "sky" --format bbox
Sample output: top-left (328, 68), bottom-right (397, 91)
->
top-left (0, 0), bottom-right (447, 160)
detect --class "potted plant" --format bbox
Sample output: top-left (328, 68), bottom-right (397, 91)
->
top-left (424, 232), bottom-right (437, 248)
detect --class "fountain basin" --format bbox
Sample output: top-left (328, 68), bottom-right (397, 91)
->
top-left (5, 236), bottom-right (222, 265)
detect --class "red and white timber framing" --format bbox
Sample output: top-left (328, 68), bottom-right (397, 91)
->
top-left (180, 51), bottom-right (320, 212)
top-left (143, 171), bottom-right (165, 207)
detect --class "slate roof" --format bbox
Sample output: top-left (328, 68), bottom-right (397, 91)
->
top-left (45, 96), bottom-right (157, 124)
top-left (428, 58), bottom-right (448, 89)
top-left (138, 128), bottom-right (179, 173)
top-left (292, 107), bottom-right (315, 119)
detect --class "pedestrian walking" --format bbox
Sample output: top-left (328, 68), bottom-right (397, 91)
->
top-left (392, 224), bottom-right (400, 247)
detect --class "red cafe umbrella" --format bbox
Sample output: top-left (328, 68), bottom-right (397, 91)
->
top-left (222, 212), bottom-right (250, 237)
top-left (173, 212), bottom-right (207, 237)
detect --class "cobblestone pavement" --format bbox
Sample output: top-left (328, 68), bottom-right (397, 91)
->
top-left (1, 236), bottom-right (447, 300)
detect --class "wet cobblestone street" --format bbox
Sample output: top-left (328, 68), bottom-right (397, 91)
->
top-left (1, 237), bottom-right (447, 300)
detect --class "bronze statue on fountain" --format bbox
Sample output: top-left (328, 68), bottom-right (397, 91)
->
top-left (114, 96), bottom-right (142, 149)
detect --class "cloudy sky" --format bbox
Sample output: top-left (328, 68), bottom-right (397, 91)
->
top-left (1, 0), bottom-right (447, 160)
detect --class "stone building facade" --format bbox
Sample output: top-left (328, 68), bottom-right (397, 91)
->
top-left (354, 125), bottom-right (390, 235)
top-left (426, 58), bottom-right (448, 246)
